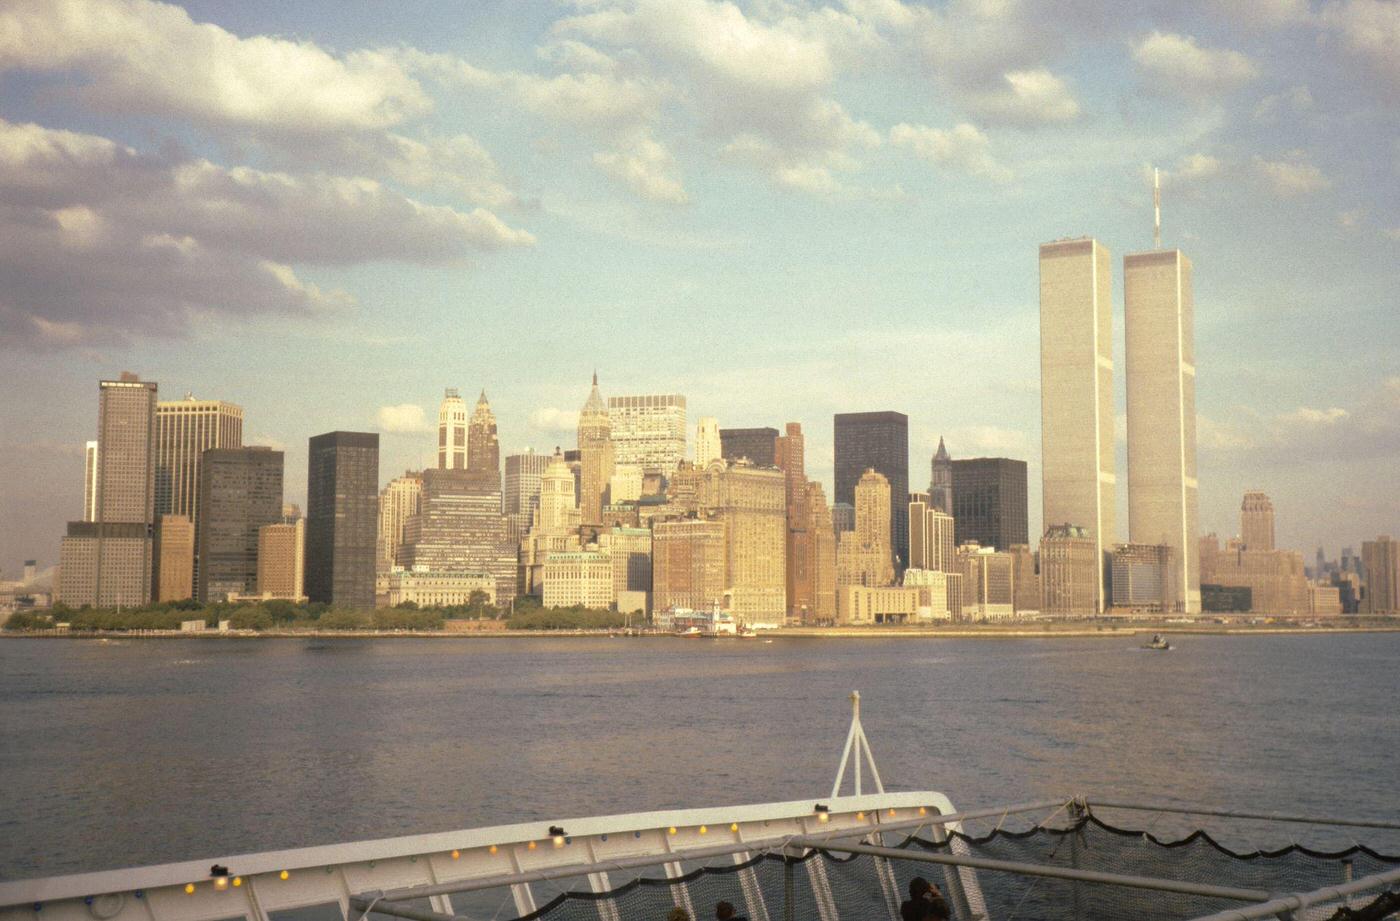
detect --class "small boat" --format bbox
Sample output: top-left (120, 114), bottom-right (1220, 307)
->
top-left (679, 626), bottom-right (703, 638)
top-left (1142, 634), bottom-right (1171, 650)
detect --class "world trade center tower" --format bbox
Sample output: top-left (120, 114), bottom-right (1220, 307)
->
top-left (1125, 248), bottom-right (1201, 613)
top-left (1039, 238), bottom-right (1114, 612)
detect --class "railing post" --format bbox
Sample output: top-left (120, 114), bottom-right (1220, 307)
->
top-left (784, 856), bottom-right (795, 921)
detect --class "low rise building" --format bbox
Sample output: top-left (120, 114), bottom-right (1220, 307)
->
top-left (541, 550), bottom-right (614, 610)
top-left (837, 585), bottom-right (921, 625)
top-left (957, 543), bottom-right (1014, 620)
top-left (386, 568), bottom-right (496, 608)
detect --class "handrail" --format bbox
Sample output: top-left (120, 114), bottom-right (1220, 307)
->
top-left (1087, 798), bottom-right (1400, 832)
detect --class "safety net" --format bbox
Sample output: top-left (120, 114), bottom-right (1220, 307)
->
top-left (501, 811), bottom-right (1400, 921)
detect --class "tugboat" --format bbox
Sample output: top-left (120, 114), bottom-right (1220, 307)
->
top-left (1143, 633), bottom-right (1172, 650)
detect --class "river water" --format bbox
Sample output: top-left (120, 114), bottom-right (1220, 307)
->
top-left (1, 633), bottom-right (1396, 880)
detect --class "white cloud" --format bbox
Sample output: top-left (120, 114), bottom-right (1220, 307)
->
top-left (967, 69), bottom-right (1081, 126)
top-left (1321, 0), bottom-right (1400, 92)
top-left (376, 404), bottom-right (432, 434)
top-left (889, 122), bottom-right (1013, 182)
top-left (1132, 31), bottom-right (1259, 97)
top-left (1279, 406), bottom-right (1350, 426)
top-left (0, 118), bottom-right (532, 347)
top-left (529, 407), bottom-right (580, 433)
top-left (594, 132), bottom-right (689, 204)
top-left (0, 0), bottom-right (429, 133)
top-left (1253, 85), bottom-right (1314, 121)
top-left (1170, 152), bottom-right (1224, 182)
top-left (1252, 154), bottom-right (1332, 196)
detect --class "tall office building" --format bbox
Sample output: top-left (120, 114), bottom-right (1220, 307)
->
top-left (154, 514), bottom-right (194, 602)
top-left (467, 391), bottom-right (500, 483)
top-left (775, 423), bottom-right (814, 619)
top-left (837, 469), bottom-right (895, 588)
top-left (438, 389), bottom-right (467, 470)
top-left (258, 519), bottom-right (305, 601)
top-left (929, 436), bottom-right (952, 514)
top-left (652, 518), bottom-right (727, 613)
top-left (196, 447), bottom-right (283, 602)
top-left (1240, 492), bottom-right (1275, 552)
top-left (578, 374), bottom-right (615, 524)
top-left (807, 481), bottom-right (838, 622)
top-left (58, 374), bottom-right (159, 608)
top-left (1361, 536), bottom-right (1398, 614)
top-left (720, 427), bottom-right (778, 467)
top-left (537, 450), bottom-right (581, 535)
top-left (699, 462), bottom-right (787, 624)
top-left (305, 431), bottom-right (379, 609)
top-left (958, 544), bottom-right (1015, 620)
top-left (377, 471), bottom-right (423, 570)
top-left (609, 394), bottom-right (686, 475)
top-left (950, 458), bottom-right (1028, 550)
top-left (909, 494), bottom-right (956, 573)
top-left (154, 396), bottom-right (244, 528)
top-left (1039, 237), bottom-right (1115, 611)
top-left (1125, 247), bottom-right (1200, 613)
top-left (694, 417), bottom-right (721, 468)
top-left (400, 468), bottom-right (516, 605)
top-left (505, 451), bottom-right (549, 516)
top-left (834, 411), bottom-right (909, 570)
top-left (83, 441), bottom-right (99, 522)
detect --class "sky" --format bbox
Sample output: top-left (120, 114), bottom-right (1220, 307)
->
top-left (1, 0), bottom-right (1398, 578)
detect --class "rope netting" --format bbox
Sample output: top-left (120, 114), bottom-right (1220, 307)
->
top-left (490, 813), bottom-right (1400, 921)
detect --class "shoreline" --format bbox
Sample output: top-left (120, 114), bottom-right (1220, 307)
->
top-left (4, 623), bottom-right (1399, 640)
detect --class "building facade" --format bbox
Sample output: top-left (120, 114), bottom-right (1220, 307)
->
top-left (807, 482), bottom-right (838, 622)
top-left (257, 519), bottom-right (305, 601)
top-left (598, 526), bottom-right (653, 604)
top-left (377, 471), bottom-right (423, 571)
top-left (386, 569), bottom-right (495, 608)
top-left (694, 417), bottom-right (721, 468)
top-left (542, 550), bottom-right (615, 610)
top-left (1039, 237), bottom-right (1115, 612)
top-left (775, 423), bottom-right (814, 620)
top-left (958, 544), bottom-right (1015, 620)
top-left (719, 427), bottom-right (777, 467)
top-left (399, 468), bottom-right (516, 607)
top-left (1125, 248), bottom-right (1201, 613)
top-left (467, 391), bottom-right (501, 484)
top-left (837, 469), bottom-right (895, 589)
top-left (1039, 524), bottom-right (1098, 617)
top-left (154, 514), bottom-right (194, 602)
top-left (196, 447), bottom-right (283, 602)
top-left (908, 494), bottom-right (956, 573)
top-left (1110, 543), bottom-right (1178, 612)
top-left (609, 394), bottom-right (686, 475)
top-left (834, 411), bottom-right (909, 570)
top-left (1240, 491), bottom-right (1276, 552)
top-left (438, 389), bottom-right (467, 470)
top-left (652, 518), bottom-right (727, 613)
top-left (1361, 536), bottom-right (1398, 613)
top-left (701, 462), bottom-right (787, 625)
top-left (83, 441), bottom-right (99, 522)
top-left (305, 431), bottom-right (379, 609)
top-left (578, 374), bottom-right (614, 525)
top-left (929, 436), bottom-right (953, 514)
top-left (58, 374), bottom-right (159, 608)
top-left (950, 458), bottom-right (1028, 551)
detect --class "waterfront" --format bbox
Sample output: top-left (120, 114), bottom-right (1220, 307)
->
top-left (2, 634), bottom-right (1397, 881)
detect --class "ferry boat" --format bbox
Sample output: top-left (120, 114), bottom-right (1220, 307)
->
top-left (3, 693), bottom-right (1397, 921)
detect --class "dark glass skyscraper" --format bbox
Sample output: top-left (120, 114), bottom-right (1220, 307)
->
top-left (196, 447), bottom-right (283, 602)
top-left (950, 457), bottom-right (1028, 550)
top-left (833, 411), bottom-right (909, 569)
top-left (306, 431), bottom-right (379, 608)
top-left (719, 427), bottom-right (778, 467)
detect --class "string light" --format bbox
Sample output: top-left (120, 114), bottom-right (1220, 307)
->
top-left (667, 826), bottom-right (678, 835)
top-left (730, 823), bottom-right (739, 832)
top-left (527, 841), bottom-right (537, 850)
top-left (450, 850), bottom-right (460, 860)
top-left (919, 807), bottom-right (927, 816)
top-left (184, 885), bottom-right (195, 895)
top-left (279, 871), bottom-right (290, 881)
top-left (232, 878), bottom-right (242, 888)
top-left (489, 845), bottom-right (498, 855)
top-left (698, 825), bottom-right (708, 835)
top-left (857, 812), bottom-right (865, 820)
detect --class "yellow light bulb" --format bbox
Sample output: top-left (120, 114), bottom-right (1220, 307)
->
top-left (184, 884), bottom-right (195, 895)
top-left (667, 826), bottom-right (677, 835)
top-left (889, 808), bottom-right (896, 817)
top-left (489, 845), bottom-right (498, 855)
top-left (919, 807), bottom-right (927, 816)
top-left (527, 840), bottom-right (537, 850)
top-left (232, 878), bottom-right (242, 888)
top-left (857, 812), bottom-right (865, 820)
top-left (279, 871), bottom-right (289, 881)
top-left (450, 849), bottom-right (460, 860)
top-left (699, 825), bottom-right (707, 835)
top-left (817, 812), bottom-right (829, 823)
top-left (214, 878), bottom-right (228, 892)
top-left (729, 823), bottom-right (738, 832)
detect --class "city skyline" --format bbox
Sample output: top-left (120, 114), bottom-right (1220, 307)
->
top-left (2, 1), bottom-right (1399, 575)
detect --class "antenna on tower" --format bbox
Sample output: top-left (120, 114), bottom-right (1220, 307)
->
top-left (1153, 166), bottom-right (1162, 249)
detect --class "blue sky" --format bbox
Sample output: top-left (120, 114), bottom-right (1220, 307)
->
top-left (1, 0), bottom-right (1398, 577)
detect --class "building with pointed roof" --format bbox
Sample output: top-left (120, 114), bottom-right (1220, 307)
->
top-left (929, 436), bottom-right (952, 515)
top-left (578, 373), bottom-right (614, 525)
top-left (467, 390), bottom-right (500, 485)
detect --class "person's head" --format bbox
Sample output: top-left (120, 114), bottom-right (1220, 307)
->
top-left (715, 901), bottom-right (736, 920)
top-left (909, 876), bottom-right (932, 900)
top-left (666, 909), bottom-right (691, 921)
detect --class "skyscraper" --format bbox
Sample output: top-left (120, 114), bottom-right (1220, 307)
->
top-left (652, 518), bottom-right (726, 613)
top-left (950, 458), bottom-right (1028, 551)
top-left (1361, 536), bottom-right (1398, 614)
top-left (154, 514), bottom-right (194, 602)
top-left (833, 411), bottom-right (909, 569)
top-left (775, 423), bottom-right (813, 619)
top-left (929, 436), bottom-right (952, 514)
top-left (807, 481), bottom-right (837, 622)
top-left (58, 373), bottom-right (159, 608)
top-left (720, 427), bottom-right (778, 467)
top-left (377, 471), bottom-right (422, 570)
top-left (258, 519), bottom-right (305, 601)
top-left (694, 417), bottom-right (721, 468)
top-left (399, 468), bottom-right (516, 606)
top-left (467, 391), bottom-right (500, 483)
top-left (305, 431), bottom-right (379, 609)
top-left (504, 450), bottom-right (550, 541)
top-left (196, 447), bottom-right (283, 602)
top-left (837, 469), bottom-right (894, 588)
top-left (1240, 491), bottom-right (1276, 552)
top-left (1125, 247), bottom-right (1201, 613)
top-left (83, 440), bottom-right (98, 522)
top-left (154, 396), bottom-right (244, 527)
top-left (437, 388), bottom-right (467, 470)
top-left (1040, 524), bottom-right (1098, 617)
top-left (1039, 237), bottom-right (1115, 612)
top-left (536, 449), bottom-right (581, 535)
top-left (578, 374), bottom-right (614, 524)
top-left (909, 493), bottom-right (955, 573)
top-left (698, 461), bottom-right (787, 624)
top-left (609, 393), bottom-right (686, 475)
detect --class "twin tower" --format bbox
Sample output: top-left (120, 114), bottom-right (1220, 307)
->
top-left (1039, 238), bottom-right (1200, 614)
